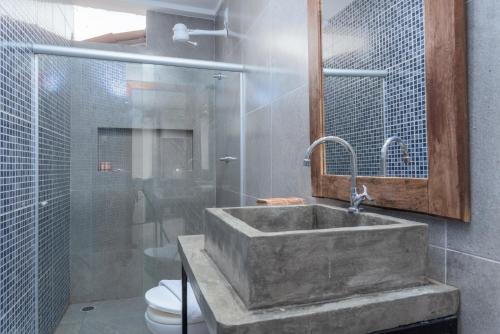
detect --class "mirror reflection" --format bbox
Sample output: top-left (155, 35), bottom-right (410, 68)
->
top-left (321, 0), bottom-right (427, 178)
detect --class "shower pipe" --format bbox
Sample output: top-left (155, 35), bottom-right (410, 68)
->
top-left (323, 68), bottom-right (388, 78)
top-left (3, 43), bottom-right (385, 77)
top-left (30, 43), bottom-right (245, 72)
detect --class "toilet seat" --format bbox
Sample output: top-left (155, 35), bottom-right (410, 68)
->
top-left (146, 306), bottom-right (183, 325)
top-left (145, 282), bottom-right (204, 323)
top-left (144, 312), bottom-right (208, 334)
top-left (145, 280), bottom-right (207, 334)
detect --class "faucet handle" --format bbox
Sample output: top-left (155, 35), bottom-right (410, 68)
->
top-left (360, 185), bottom-right (373, 201)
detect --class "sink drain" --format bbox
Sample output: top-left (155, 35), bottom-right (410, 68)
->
top-left (81, 306), bottom-right (95, 312)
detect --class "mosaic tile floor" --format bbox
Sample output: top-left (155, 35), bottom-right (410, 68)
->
top-left (55, 297), bottom-right (150, 334)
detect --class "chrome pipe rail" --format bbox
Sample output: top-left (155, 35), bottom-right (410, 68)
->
top-left (3, 43), bottom-right (388, 77)
top-left (1, 43), bottom-right (246, 72)
top-left (32, 44), bottom-right (246, 72)
top-left (323, 68), bottom-right (388, 78)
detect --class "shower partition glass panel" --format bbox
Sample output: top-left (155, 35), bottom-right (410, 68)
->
top-left (215, 71), bottom-right (242, 207)
top-left (67, 57), bottom-right (237, 304)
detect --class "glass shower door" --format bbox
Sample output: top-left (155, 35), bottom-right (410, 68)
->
top-left (215, 72), bottom-right (243, 207)
top-left (69, 58), bottom-right (237, 303)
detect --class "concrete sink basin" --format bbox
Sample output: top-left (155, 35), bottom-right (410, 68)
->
top-left (204, 205), bottom-right (428, 309)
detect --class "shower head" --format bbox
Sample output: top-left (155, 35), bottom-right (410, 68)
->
top-left (172, 23), bottom-right (190, 43)
top-left (172, 8), bottom-right (229, 46)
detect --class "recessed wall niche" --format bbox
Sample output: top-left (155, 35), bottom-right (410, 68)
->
top-left (97, 127), bottom-right (193, 178)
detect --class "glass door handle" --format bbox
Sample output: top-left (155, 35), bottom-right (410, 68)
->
top-left (219, 156), bottom-right (238, 163)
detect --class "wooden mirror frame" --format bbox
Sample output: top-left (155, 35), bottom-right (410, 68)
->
top-left (308, 0), bottom-right (470, 222)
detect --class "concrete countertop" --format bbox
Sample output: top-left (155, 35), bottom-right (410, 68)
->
top-left (178, 235), bottom-right (459, 334)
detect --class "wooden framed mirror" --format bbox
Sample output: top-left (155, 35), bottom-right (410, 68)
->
top-left (308, 0), bottom-right (470, 222)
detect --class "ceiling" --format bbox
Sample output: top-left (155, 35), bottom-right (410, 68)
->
top-left (68, 0), bottom-right (223, 18)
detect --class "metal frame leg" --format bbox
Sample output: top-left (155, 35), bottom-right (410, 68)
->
top-left (182, 264), bottom-right (188, 334)
top-left (372, 316), bottom-right (458, 334)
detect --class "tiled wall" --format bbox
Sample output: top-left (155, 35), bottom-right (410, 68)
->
top-left (37, 54), bottom-right (72, 334)
top-left (0, 1), bottom-right (73, 334)
top-left (322, 0), bottom-right (427, 177)
top-left (424, 0), bottom-right (500, 332)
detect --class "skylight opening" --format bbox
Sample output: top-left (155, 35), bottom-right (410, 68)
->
top-left (73, 6), bottom-right (146, 41)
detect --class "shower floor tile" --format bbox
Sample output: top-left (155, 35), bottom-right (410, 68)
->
top-left (55, 297), bottom-right (150, 334)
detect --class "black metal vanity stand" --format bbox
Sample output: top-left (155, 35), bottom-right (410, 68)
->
top-left (182, 265), bottom-right (188, 334)
top-left (370, 316), bottom-right (457, 334)
top-left (181, 265), bottom-right (457, 334)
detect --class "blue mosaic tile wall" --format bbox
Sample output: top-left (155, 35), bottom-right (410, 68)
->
top-left (322, 0), bottom-right (427, 177)
top-left (0, 1), bottom-right (73, 333)
top-left (37, 54), bottom-right (72, 334)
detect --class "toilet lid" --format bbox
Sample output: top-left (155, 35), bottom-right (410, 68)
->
top-left (145, 284), bottom-right (204, 323)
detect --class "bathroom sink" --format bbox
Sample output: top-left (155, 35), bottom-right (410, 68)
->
top-left (204, 205), bottom-right (428, 310)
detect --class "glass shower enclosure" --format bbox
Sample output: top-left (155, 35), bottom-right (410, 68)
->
top-left (36, 50), bottom-right (243, 316)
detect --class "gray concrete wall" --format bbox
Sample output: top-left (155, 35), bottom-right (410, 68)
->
top-left (214, 0), bottom-right (500, 332)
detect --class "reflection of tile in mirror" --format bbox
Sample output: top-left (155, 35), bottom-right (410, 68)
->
top-left (321, 0), bottom-right (428, 178)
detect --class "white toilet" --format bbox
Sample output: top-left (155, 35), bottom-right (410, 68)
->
top-left (145, 280), bottom-right (209, 334)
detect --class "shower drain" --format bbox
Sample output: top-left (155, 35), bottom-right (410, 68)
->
top-left (81, 306), bottom-right (95, 312)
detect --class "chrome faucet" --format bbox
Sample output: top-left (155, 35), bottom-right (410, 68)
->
top-left (380, 136), bottom-right (411, 176)
top-left (303, 136), bottom-right (372, 213)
